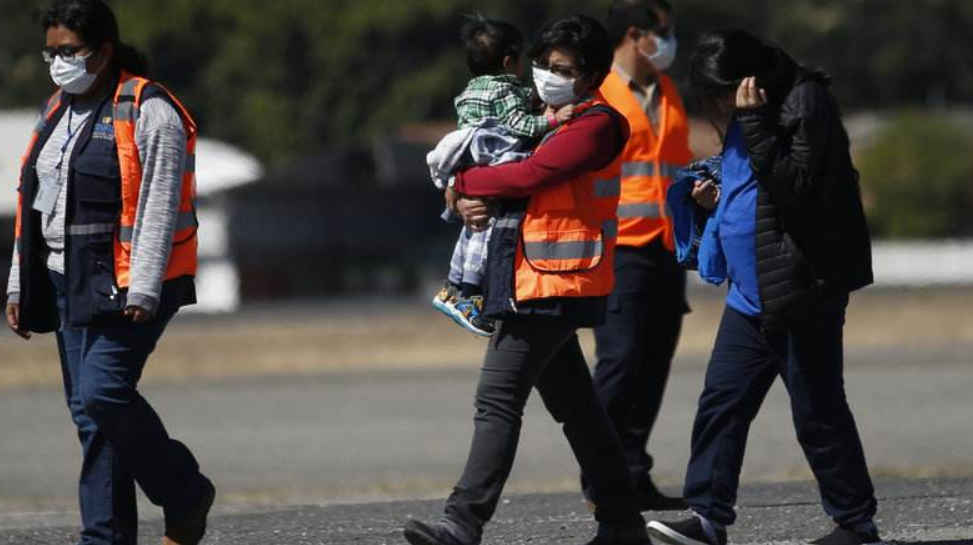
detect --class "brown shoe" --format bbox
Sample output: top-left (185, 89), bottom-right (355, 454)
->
top-left (163, 480), bottom-right (216, 545)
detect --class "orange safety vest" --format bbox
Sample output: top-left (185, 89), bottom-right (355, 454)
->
top-left (514, 94), bottom-right (625, 302)
top-left (14, 72), bottom-right (198, 290)
top-left (599, 71), bottom-right (692, 250)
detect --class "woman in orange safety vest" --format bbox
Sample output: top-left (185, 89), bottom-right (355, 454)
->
top-left (4, 2), bottom-right (213, 544)
top-left (403, 15), bottom-right (654, 545)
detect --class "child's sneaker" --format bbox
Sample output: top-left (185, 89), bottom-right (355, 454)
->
top-left (432, 282), bottom-right (460, 318)
top-left (452, 295), bottom-right (495, 337)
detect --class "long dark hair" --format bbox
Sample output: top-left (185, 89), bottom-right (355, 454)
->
top-left (40, 0), bottom-right (149, 77)
top-left (689, 29), bottom-right (829, 114)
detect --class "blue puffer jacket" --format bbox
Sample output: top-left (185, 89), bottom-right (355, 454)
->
top-left (667, 155), bottom-right (726, 285)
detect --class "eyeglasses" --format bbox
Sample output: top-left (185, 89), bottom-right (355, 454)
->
top-left (532, 61), bottom-right (581, 80)
top-left (41, 44), bottom-right (90, 64)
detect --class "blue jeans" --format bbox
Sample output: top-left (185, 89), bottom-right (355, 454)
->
top-left (50, 272), bottom-right (209, 545)
top-left (683, 299), bottom-right (877, 528)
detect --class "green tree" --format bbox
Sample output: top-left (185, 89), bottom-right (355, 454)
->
top-left (858, 110), bottom-right (973, 238)
top-left (3, 0), bottom-right (972, 167)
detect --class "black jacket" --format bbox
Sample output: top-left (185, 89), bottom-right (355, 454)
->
top-left (736, 74), bottom-right (873, 330)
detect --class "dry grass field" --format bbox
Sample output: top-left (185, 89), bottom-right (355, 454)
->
top-left (1, 287), bottom-right (972, 391)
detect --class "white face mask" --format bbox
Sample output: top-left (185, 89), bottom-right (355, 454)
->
top-left (532, 66), bottom-right (579, 108)
top-left (49, 51), bottom-right (99, 95)
top-left (640, 32), bottom-right (678, 72)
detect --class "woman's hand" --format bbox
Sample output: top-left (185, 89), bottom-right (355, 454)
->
top-left (5, 303), bottom-right (31, 340)
top-left (735, 76), bottom-right (768, 110)
top-left (124, 305), bottom-right (151, 323)
top-left (456, 196), bottom-right (493, 232)
top-left (691, 179), bottom-right (720, 210)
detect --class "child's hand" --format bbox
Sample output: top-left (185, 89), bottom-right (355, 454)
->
top-left (554, 104), bottom-right (575, 125)
top-left (445, 187), bottom-right (459, 215)
top-left (691, 179), bottom-right (720, 210)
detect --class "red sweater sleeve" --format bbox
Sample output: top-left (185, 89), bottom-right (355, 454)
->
top-left (454, 111), bottom-right (626, 198)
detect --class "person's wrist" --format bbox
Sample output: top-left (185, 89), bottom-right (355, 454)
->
top-left (546, 112), bottom-right (558, 127)
top-left (126, 292), bottom-right (159, 317)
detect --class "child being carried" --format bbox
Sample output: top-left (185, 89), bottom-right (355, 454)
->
top-left (427, 15), bottom-right (572, 336)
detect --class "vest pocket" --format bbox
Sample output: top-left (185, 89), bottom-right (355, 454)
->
top-left (72, 155), bottom-right (122, 225)
top-left (86, 240), bottom-right (126, 318)
top-left (522, 228), bottom-right (604, 273)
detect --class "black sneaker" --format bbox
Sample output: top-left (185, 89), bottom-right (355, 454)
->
top-left (809, 526), bottom-right (883, 545)
top-left (403, 520), bottom-right (468, 545)
top-left (585, 522), bottom-right (652, 545)
top-left (637, 478), bottom-right (688, 512)
top-left (648, 517), bottom-right (727, 545)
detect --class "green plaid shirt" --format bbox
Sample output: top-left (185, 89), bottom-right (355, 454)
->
top-left (454, 74), bottom-right (551, 138)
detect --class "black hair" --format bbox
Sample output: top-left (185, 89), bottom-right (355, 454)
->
top-left (461, 15), bottom-right (524, 77)
top-left (41, 0), bottom-right (149, 77)
top-left (529, 14), bottom-right (614, 89)
top-left (689, 28), bottom-right (830, 109)
top-left (606, 0), bottom-right (673, 47)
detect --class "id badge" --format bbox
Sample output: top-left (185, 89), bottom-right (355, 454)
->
top-left (32, 173), bottom-right (65, 215)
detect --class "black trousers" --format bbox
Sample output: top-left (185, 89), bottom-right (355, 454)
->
top-left (591, 242), bottom-right (687, 487)
top-left (444, 315), bottom-right (643, 543)
top-left (683, 299), bottom-right (877, 527)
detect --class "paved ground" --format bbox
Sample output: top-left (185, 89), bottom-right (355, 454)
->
top-left (1, 340), bottom-right (972, 543)
top-left (0, 477), bottom-right (971, 544)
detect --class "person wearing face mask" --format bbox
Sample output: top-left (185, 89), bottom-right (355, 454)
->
top-left (648, 29), bottom-right (879, 545)
top-left (429, 14), bottom-right (574, 338)
top-left (584, 0), bottom-right (693, 512)
top-left (404, 14), bottom-right (653, 545)
top-left (4, 1), bottom-right (213, 544)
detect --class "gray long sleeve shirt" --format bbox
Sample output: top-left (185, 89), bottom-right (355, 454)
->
top-left (7, 95), bottom-right (188, 316)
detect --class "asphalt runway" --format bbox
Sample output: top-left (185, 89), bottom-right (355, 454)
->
top-left (0, 477), bottom-right (971, 544)
top-left (1, 341), bottom-right (971, 540)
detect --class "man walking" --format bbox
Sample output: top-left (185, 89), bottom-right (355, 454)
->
top-left (588, 0), bottom-right (693, 511)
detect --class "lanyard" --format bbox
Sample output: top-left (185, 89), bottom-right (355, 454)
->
top-left (31, 100), bottom-right (89, 216)
top-left (54, 100), bottom-right (84, 171)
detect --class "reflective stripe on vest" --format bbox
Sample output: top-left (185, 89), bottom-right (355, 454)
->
top-left (113, 79), bottom-right (140, 122)
top-left (621, 161), bottom-right (682, 179)
top-left (118, 209), bottom-right (197, 243)
top-left (525, 239), bottom-right (603, 262)
top-left (67, 222), bottom-right (116, 236)
top-left (523, 219), bottom-right (618, 262)
top-left (594, 177), bottom-right (621, 197)
top-left (617, 202), bottom-right (663, 219)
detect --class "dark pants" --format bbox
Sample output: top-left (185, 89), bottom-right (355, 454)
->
top-left (51, 272), bottom-right (208, 545)
top-left (591, 242), bottom-right (687, 487)
top-left (683, 300), bottom-right (877, 527)
top-left (444, 315), bottom-right (643, 544)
